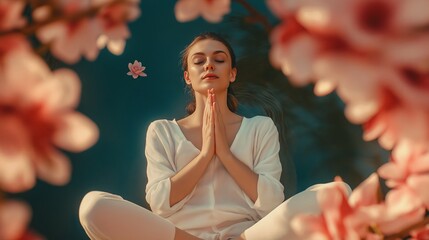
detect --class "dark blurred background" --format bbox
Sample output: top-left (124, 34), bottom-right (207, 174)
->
top-left (11, 1), bottom-right (388, 239)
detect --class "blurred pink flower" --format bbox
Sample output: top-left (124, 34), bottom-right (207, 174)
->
top-left (269, 17), bottom-right (324, 86)
top-left (94, 0), bottom-right (140, 55)
top-left (338, 0), bottom-right (429, 51)
top-left (0, 34), bottom-right (32, 60)
top-left (411, 224), bottom-right (429, 240)
top-left (266, 0), bottom-right (300, 18)
top-left (0, 0), bottom-right (26, 31)
top-left (291, 174), bottom-right (382, 239)
top-left (16, 231), bottom-right (45, 240)
top-left (373, 186), bottom-right (425, 235)
top-left (35, 0), bottom-right (102, 64)
top-left (174, 0), bottom-right (230, 23)
top-left (0, 52), bottom-right (99, 193)
top-left (292, 0), bottom-right (429, 50)
top-left (0, 199), bottom-right (31, 240)
top-left (269, 0), bottom-right (429, 151)
top-left (127, 60), bottom-right (147, 79)
top-left (378, 141), bottom-right (429, 209)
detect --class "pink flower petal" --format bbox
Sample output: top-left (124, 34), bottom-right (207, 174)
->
top-left (34, 147), bottom-right (71, 186)
top-left (51, 69), bottom-right (81, 108)
top-left (396, 0), bottom-right (429, 28)
top-left (0, 149), bottom-right (35, 193)
top-left (266, 0), bottom-right (301, 18)
top-left (53, 112), bottom-right (99, 152)
top-left (0, 200), bottom-right (31, 240)
top-left (0, 117), bottom-right (35, 193)
top-left (408, 174), bottom-right (429, 209)
top-left (410, 224), bottom-right (429, 240)
top-left (385, 187), bottom-right (423, 216)
top-left (28, 69), bottom-right (81, 111)
top-left (349, 173), bottom-right (380, 208)
top-left (200, 0), bottom-right (230, 23)
top-left (377, 162), bottom-right (406, 186)
top-left (174, 0), bottom-right (202, 22)
top-left (379, 206), bottom-right (425, 235)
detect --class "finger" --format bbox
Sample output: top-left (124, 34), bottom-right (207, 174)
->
top-left (214, 97), bottom-right (221, 117)
top-left (205, 91), bottom-right (212, 116)
top-left (212, 102), bottom-right (216, 128)
top-left (213, 102), bottom-right (218, 129)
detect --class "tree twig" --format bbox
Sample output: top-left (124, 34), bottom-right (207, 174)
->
top-left (0, 0), bottom-right (135, 37)
top-left (232, 0), bottom-right (273, 33)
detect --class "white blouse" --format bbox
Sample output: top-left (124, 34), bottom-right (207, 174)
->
top-left (145, 116), bottom-right (285, 240)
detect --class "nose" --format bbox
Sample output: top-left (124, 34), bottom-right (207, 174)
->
top-left (204, 60), bottom-right (215, 71)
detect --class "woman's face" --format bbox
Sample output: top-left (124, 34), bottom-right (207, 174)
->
top-left (184, 39), bottom-right (236, 94)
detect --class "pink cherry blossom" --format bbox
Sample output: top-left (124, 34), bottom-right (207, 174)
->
top-left (0, 199), bottom-right (44, 240)
top-left (0, 0), bottom-right (26, 31)
top-left (0, 52), bottom-right (99, 193)
top-left (291, 175), bottom-right (382, 240)
top-left (291, 174), bottom-right (423, 238)
top-left (127, 60), bottom-right (147, 79)
top-left (410, 224), bottom-right (429, 240)
top-left (174, 0), bottom-right (230, 23)
top-left (268, 0), bottom-right (429, 151)
top-left (17, 232), bottom-right (45, 240)
top-left (94, 0), bottom-right (140, 55)
top-left (35, 0), bottom-right (102, 64)
top-left (293, 0), bottom-right (429, 50)
top-left (378, 141), bottom-right (429, 209)
top-left (266, 0), bottom-right (301, 18)
top-left (269, 17), bottom-right (324, 86)
top-left (373, 186), bottom-right (425, 235)
top-left (340, 0), bottom-right (429, 50)
top-left (34, 0), bottom-right (141, 62)
top-left (0, 34), bottom-right (32, 60)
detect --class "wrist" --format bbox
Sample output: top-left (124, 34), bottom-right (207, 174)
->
top-left (198, 151), bottom-right (213, 162)
top-left (217, 149), bottom-right (233, 161)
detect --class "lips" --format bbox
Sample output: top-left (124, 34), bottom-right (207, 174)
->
top-left (202, 73), bottom-right (218, 79)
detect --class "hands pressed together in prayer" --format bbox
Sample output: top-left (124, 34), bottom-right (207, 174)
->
top-left (201, 88), bottom-right (231, 161)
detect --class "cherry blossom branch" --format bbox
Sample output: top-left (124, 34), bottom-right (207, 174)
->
top-left (0, 0), bottom-right (135, 36)
top-left (232, 0), bottom-right (273, 33)
top-left (384, 216), bottom-right (429, 240)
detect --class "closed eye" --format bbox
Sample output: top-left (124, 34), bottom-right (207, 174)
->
top-left (193, 58), bottom-right (205, 65)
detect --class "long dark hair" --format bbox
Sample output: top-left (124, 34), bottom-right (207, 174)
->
top-left (180, 32), bottom-right (239, 115)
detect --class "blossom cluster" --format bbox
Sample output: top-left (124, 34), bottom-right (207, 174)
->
top-left (174, 0), bottom-right (429, 239)
top-left (267, 0), bottom-right (429, 152)
top-left (0, 0), bottom-right (140, 238)
top-left (264, 1), bottom-right (429, 237)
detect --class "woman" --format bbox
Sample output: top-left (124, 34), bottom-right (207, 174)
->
top-left (79, 32), bottom-right (349, 240)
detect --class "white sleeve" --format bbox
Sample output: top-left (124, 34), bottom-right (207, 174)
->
top-left (144, 121), bottom-right (195, 218)
top-left (246, 117), bottom-right (285, 217)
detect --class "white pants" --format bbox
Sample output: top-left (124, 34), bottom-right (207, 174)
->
top-left (79, 182), bottom-right (351, 240)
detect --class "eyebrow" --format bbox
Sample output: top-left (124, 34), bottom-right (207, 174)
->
top-left (191, 50), bottom-right (228, 57)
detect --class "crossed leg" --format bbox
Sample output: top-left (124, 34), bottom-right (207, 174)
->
top-left (240, 182), bottom-right (351, 240)
top-left (79, 191), bottom-right (200, 240)
top-left (79, 182), bottom-right (350, 240)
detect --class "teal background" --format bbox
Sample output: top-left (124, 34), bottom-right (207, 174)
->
top-left (11, 1), bottom-right (388, 239)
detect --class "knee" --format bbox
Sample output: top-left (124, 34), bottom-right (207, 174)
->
top-left (79, 191), bottom-right (120, 227)
top-left (306, 181), bottom-right (352, 196)
top-left (275, 181), bottom-right (352, 217)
